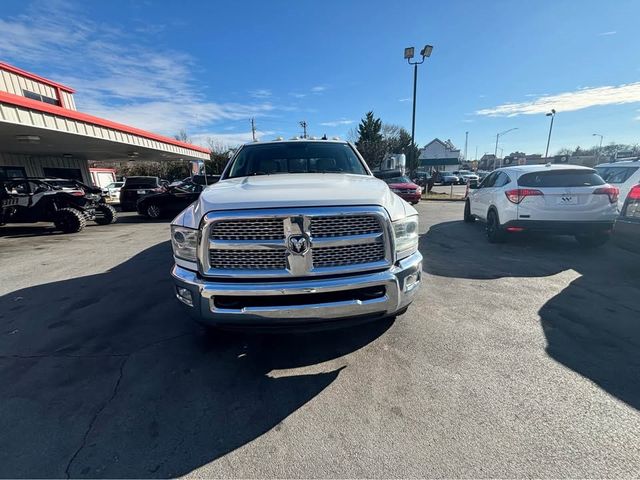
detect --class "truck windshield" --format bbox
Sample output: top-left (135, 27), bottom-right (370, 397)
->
top-left (225, 142), bottom-right (368, 179)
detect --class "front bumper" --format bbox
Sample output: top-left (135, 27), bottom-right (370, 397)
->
top-left (397, 193), bottom-right (421, 203)
top-left (171, 251), bottom-right (422, 327)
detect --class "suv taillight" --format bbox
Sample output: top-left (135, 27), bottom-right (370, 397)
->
top-left (627, 184), bottom-right (640, 201)
top-left (505, 188), bottom-right (543, 204)
top-left (593, 186), bottom-right (619, 204)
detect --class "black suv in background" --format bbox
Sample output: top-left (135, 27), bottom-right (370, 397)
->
top-left (119, 176), bottom-right (166, 211)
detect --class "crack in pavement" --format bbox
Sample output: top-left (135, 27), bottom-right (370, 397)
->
top-left (61, 332), bottom-right (195, 478)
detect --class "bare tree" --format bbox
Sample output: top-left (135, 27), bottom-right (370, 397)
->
top-left (174, 129), bottom-right (191, 143)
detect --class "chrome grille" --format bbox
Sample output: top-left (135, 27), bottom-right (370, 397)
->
top-left (210, 218), bottom-right (284, 240)
top-left (202, 207), bottom-right (392, 278)
top-left (312, 243), bottom-right (385, 268)
top-left (209, 249), bottom-right (286, 270)
top-left (310, 215), bottom-right (381, 238)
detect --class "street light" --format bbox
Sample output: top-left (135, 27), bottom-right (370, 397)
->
top-left (493, 127), bottom-right (518, 169)
top-left (544, 109), bottom-right (556, 158)
top-left (405, 44), bottom-right (433, 172)
top-left (593, 133), bottom-right (604, 163)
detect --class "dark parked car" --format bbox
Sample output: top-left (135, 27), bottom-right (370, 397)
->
top-left (136, 180), bottom-right (204, 218)
top-left (613, 183), bottom-right (640, 253)
top-left (119, 176), bottom-right (166, 211)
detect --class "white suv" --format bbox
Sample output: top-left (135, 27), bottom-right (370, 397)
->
top-left (594, 160), bottom-right (640, 209)
top-left (464, 164), bottom-right (619, 246)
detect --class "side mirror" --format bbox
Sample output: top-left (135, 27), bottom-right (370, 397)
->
top-left (468, 181), bottom-right (480, 190)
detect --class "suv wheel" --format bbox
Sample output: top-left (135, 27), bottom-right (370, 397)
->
top-left (54, 208), bottom-right (86, 233)
top-left (486, 209), bottom-right (505, 243)
top-left (146, 203), bottom-right (162, 219)
top-left (575, 232), bottom-right (610, 248)
top-left (94, 204), bottom-right (117, 225)
top-left (463, 200), bottom-right (475, 223)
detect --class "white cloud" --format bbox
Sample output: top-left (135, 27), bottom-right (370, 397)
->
top-left (598, 31), bottom-right (617, 36)
top-left (290, 92), bottom-right (307, 98)
top-left (0, 2), bottom-right (281, 136)
top-left (249, 89), bottom-right (272, 99)
top-left (398, 98), bottom-right (411, 102)
top-left (191, 130), bottom-right (276, 147)
top-left (476, 82), bottom-right (640, 117)
top-left (311, 85), bottom-right (327, 93)
top-left (319, 119), bottom-right (354, 127)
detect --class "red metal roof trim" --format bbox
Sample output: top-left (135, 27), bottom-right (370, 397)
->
top-left (0, 90), bottom-right (210, 155)
top-left (0, 62), bottom-right (76, 93)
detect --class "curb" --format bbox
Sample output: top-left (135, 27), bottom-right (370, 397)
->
top-left (421, 197), bottom-right (466, 202)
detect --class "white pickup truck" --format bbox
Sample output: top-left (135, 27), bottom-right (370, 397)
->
top-left (170, 139), bottom-right (422, 328)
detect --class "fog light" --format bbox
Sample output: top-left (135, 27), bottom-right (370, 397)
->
top-left (176, 287), bottom-right (194, 307)
top-left (405, 272), bottom-right (420, 292)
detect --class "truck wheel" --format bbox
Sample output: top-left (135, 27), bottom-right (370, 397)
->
top-left (463, 200), bottom-right (475, 223)
top-left (54, 208), bottom-right (86, 233)
top-left (94, 204), bottom-right (118, 225)
top-left (575, 233), bottom-right (610, 248)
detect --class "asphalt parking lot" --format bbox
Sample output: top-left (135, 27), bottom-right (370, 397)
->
top-left (1, 203), bottom-right (639, 478)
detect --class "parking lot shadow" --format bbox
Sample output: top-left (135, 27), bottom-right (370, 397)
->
top-left (422, 220), bottom-right (640, 410)
top-left (0, 241), bottom-right (392, 478)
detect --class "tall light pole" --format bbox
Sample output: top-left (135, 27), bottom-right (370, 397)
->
top-left (405, 44), bottom-right (433, 172)
top-left (493, 127), bottom-right (518, 169)
top-left (593, 133), bottom-right (604, 163)
top-left (544, 109), bottom-right (556, 158)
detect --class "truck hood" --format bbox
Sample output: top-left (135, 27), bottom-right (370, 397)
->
top-left (188, 173), bottom-right (414, 223)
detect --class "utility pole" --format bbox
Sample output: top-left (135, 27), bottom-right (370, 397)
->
top-left (475, 146), bottom-right (478, 162)
top-left (464, 131), bottom-right (469, 162)
top-left (250, 118), bottom-right (256, 141)
top-left (299, 120), bottom-right (308, 139)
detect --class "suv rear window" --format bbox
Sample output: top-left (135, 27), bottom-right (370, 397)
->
top-left (124, 177), bottom-right (159, 188)
top-left (595, 166), bottom-right (639, 184)
top-left (518, 170), bottom-right (605, 188)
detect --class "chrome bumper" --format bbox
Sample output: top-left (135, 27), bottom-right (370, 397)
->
top-left (171, 251), bottom-right (422, 326)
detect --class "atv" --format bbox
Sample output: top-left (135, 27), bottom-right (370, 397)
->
top-left (0, 178), bottom-right (117, 233)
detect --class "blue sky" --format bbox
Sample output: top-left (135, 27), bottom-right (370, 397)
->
top-left (1, 0), bottom-right (639, 157)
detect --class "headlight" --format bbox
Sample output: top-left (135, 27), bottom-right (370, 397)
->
top-left (171, 225), bottom-right (198, 261)
top-left (393, 215), bottom-right (419, 260)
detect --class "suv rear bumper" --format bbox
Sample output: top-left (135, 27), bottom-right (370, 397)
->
top-left (171, 251), bottom-right (422, 327)
top-left (503, 219), bottom-right (614, 234)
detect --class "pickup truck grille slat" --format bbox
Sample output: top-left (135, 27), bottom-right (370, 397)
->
top-left (310, 215), bottom-right (381, 238)
top-left (210, 218), bottom-right (285, 240)
top-left (312, 243), bottom-right (386, 268)
top-left (209, 249), bottom-right (287, 270)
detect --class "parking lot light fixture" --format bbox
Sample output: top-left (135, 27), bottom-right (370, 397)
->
top-left (593, 133), bottom-right (604, 162)
top-left (405, 44), bottom-right (433, 175)
top-left (493, 127), bottom-right (518, 169)
top-left (544, 109), bottom-right (556, 158)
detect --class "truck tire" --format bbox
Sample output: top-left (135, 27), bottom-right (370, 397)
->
top-left (54, 208), bottom-right (86, 233)
top-left (94, 204), bottom-right (118, 225)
